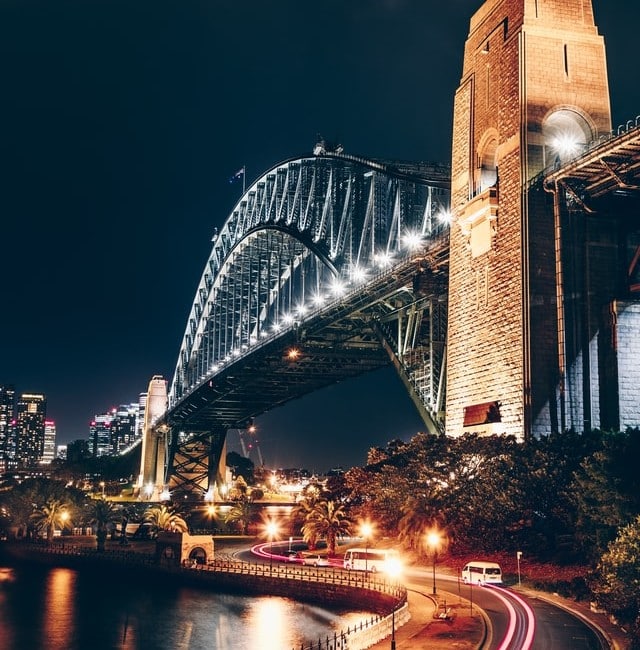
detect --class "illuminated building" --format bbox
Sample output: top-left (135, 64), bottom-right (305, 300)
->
top-left (0, 384), bottom-right (16, 473)
top-left (90, 412), bottom-right (113, 457)
top-left (111, 403), bottom-right (140, 453)
top-left (41, 420), bottom-right (56, 465)
top-left (15, 392), bottom-right (47, 467)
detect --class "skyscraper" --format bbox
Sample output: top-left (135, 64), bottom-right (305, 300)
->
top-left (0, 385), bottom-right (16, 473)
top-left (15, 393), bottom-right (47, 467)
top-left (41, 420), bottom-right (56, 465)
top-left (90, 412), bottom-right (113, 457)
top-left (112, 404), bottom-right (140, 454)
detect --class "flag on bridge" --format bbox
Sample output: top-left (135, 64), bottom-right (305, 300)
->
top-left (229, 166), bottom-right (245, 183)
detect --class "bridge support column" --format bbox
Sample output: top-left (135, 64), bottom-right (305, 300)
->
top-left (136, 375), bottom-right (168, 500)
top-left (446, 0), bottom-right (611, 439)
top-left (165, 426), bottom-right (227, 499)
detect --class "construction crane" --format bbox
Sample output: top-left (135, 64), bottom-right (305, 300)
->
top-left (236, 422), bottom-right (264, 467)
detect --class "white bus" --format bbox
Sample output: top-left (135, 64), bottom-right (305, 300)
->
top-left (461, 561), bottom-right (503, 585)
top-left (343, 548), bottom-right (401, 574)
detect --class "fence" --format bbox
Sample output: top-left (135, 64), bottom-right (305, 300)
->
top-left (18, 541), bottom-right (408, 649)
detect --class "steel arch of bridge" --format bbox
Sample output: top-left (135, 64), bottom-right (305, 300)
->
top-left (163, 152), bottom-right (450, 496)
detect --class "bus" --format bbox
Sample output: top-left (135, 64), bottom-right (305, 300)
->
top-left (461, 561), bottom-right (503, 585)
top-left (343, 548), bottom-right (401, 574)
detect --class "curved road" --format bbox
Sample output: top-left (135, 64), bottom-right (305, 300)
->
top-left (411, 568), bottom-right (609, 649)
top-left (245, 542), bottom-right (609, 649)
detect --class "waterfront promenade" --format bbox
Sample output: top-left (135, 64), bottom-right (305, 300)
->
top-left (1, 536), bottom-right (631, 650)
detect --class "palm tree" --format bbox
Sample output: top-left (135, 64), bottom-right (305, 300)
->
top-left (302, 499), bottom-right (351, 556)
top-left (144, 505), bottom-right (189, 534)
top-left (224, 498), bottom-right (252, 535)
top-left (291, 483), bottom-right (324, 544)
top-left (30, 498), bottom-right (72, 543)
top-left (88, 498), bottom-right (118, 552)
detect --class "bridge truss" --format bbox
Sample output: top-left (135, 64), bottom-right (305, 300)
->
top-left (161, 152), bottom-right (451, 496)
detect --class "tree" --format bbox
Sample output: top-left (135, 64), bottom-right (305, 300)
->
top-left (572, 429), bottom-right (640, 561)
top-left (0, 477), bottom-right (83, 539)
top-left (302, 499), bottom-right (351, 556)
top-left (224, 498), bottom-right (252, 535)
top-left (590, 515), bottom-right (640, 644)
top-left (30, 498), bottom-right (72, 543)
top-left (291, 483), bottom-right (325, 544)
top-left (144, 505), bottom-right (189, 534)
top-left (88, 498), bottom-right (118, 552)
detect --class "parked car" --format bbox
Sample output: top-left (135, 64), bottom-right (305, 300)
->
top-left (303, 554), bottom-right (329, 567)
top-left (286, 551), bottom-right (303, 562)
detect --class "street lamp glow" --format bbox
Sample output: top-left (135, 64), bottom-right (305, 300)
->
top-left (311, 293), bottom-right (326, 307)
top-left (265, 519), bottom-right (279, 571)
top-left (350, 266), bottom-right (368, 283)
top-left (402, 231), bottom-right (423, 250)
top-left (374, 251), bottom-right (394, 268)
top-left (360, 521), bottom-right (374, 574)
top-left (550, 132), bottom-right (582, 160)
top-left (425, 528), bottom-right (443, 595)
top-left (330, 279), bottom-right (347, 296)
top-left (437, 209), bottom-right (453, 225)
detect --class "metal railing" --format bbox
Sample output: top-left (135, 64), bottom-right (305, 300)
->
top-left (18, 541), bottom-right (408, 649)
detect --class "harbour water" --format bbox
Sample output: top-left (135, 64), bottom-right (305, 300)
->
top-left (0, 563), bottom-right (372, 650)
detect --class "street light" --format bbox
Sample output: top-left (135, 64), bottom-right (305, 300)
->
top-left (426, 529), bottom-right (442, 595)
top-left (391, 607), bottom-right (396, 650)
top-left (360, 521), bottom-right (373, 574)
top-left (266, 520), bottom-right (278, 571)
top-left (60, 511), bottom-right (69, 547)
top-left (386, 558), bottom-right (402, 650)
top-left (99, 481), bottom-right (105, 498)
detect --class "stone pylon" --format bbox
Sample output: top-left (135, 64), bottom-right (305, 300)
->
top-left (446, 0), bottom-right (611, 439)
top-left (137, 375), bottom-right (168, 500)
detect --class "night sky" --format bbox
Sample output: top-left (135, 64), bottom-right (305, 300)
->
top-left (1, 1), bottom-right (638, 473)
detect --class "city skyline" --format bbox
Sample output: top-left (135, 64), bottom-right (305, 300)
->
top-left (2, 1), bottom-right (638, 471)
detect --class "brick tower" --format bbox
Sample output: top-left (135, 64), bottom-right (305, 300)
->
top-left (446, 0), bottom-right (611, 439)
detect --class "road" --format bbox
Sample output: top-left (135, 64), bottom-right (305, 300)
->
top-left (406, 567), bottom-right (608, 649)
top-left (236, 542), bottom-right (609, 649)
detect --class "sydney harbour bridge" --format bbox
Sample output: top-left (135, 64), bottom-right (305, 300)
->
top-left (138, 151), bottom-right (452, 497)
top-left (136, 122), bottom-right (640, 500)
top-left (136, 0), bottom-right (640, 499)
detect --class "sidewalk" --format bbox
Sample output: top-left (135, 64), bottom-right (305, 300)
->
top-left (367, 588), bottom-right (484, 650)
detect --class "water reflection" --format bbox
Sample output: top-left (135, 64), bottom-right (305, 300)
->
top-left (43, 568), bottom-right (76, 649)
top-left (0, 564), bottom-right (373, 650)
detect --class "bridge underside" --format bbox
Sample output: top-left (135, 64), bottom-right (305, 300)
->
top-left (162, 239), bottom-right (449, 497)
top-left (540, 127), bottom-right (640, 434)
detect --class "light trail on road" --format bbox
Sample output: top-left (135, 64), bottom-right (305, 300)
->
top-left (487, 586), bottom-right (536, 650)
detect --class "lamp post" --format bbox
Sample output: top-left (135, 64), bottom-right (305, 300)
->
top-left (360, 521), bottom-right (373, 574)
top-left (391, 607), bottom-right (396, 650)
top-left (426, 530), bottom-right (442, 595)
top-left (266, 520), bottom-right (278, 571)
top-left (99, 481), bottom-right (105, 498)
top-left (386, 560), bottom-right (401, 650)
top-left (60, 510), bottom-right (69, 545)
top-left (517, 551), bottom-right (522, 587)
